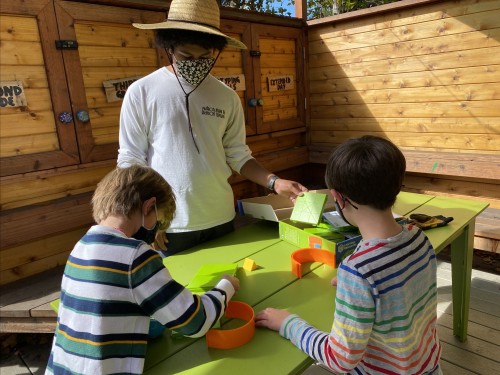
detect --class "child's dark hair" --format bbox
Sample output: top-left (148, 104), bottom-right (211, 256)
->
top-left (155, 29), bottom-right (228, 50)
top-left (325, 135), bottom-right (406, 210)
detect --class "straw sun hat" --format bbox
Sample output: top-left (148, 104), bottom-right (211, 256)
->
top-left (133, 0), bottom-right (247, 49)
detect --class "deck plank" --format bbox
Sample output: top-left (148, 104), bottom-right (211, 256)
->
top-left (439, 359), bottom-right (476, 375)
top-left (436, 261), bottom-right (500, 373)
top-left (437, 313), bottom-right (500, 346)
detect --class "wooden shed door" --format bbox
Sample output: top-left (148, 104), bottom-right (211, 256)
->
top-left (216, 20), bottom-right (255, 136)
top-left (0, 0), bottom-right (79, 177)
top-left (217, 21), bottom-right (306, 136)
top-left (54, 0), bottom-right (166, 163)
top-left (0, 0), bottom-right (165, 175)
top-left (251, 24), bottom-right (305, 134)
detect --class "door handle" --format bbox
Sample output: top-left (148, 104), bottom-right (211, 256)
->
top-left (58, 112), bottom-right (73, 124)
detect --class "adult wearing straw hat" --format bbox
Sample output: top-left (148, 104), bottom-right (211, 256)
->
top-left (118, 0), bottom-right (307, 255)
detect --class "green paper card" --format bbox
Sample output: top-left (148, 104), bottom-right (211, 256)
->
top-left (290, 192), bottom-right (328, 225)
top-left (186, 263), bottom-right (238, 293)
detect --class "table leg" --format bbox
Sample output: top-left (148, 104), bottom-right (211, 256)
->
top-left (450, 223), bottom-right (474, 342)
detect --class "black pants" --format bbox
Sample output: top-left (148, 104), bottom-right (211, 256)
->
top-left (162, 220), bottom-right (235, 257)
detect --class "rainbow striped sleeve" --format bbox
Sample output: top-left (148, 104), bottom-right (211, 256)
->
top-left (279, 225), bottom-right (441, 375)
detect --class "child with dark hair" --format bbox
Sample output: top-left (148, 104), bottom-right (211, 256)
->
top-left (256, 136), bottom-right (442, 374)
top-left (46, 165), bottom-right (239, 375)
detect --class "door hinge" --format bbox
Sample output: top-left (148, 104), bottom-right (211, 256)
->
top-left (55, 40), bottom-right (79, 50)
top-left (250, 50), bottom-right (261, 57)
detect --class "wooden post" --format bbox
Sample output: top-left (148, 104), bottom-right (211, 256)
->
top-left (295, 0), bottom-right (307, 19)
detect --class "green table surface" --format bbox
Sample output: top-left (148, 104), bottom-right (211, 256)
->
top-left (144, 192), bottom-right (488, 372)
top-left (392, 191), bottom-right (434, 216)
top-left (405, 195), bottom-right (489, 252)
top-left (145, 265), bottom-right (337, 375)
top-left (145, 227), bottom-right (305, 371)
top-left (46, 193), bottom-right (486, 370)
top-left (162, 220), bottom-right (280, 286)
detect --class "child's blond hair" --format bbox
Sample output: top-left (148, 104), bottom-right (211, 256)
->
top-left (92, 165), bottom-right (175, 229)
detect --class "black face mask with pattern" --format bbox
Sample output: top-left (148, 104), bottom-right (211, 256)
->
top-left (175, 57), bottom-right (216, 86)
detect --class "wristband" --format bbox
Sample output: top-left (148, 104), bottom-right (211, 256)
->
top-left (206, 301), bottom-right (255, 349)
top-left (291, 248), bottom-right (335, 278)
top-left (267, 175), bottom-right (280, 192)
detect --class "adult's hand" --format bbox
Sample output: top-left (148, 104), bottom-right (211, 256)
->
top-left (273, 179), bottom-right (308, 202)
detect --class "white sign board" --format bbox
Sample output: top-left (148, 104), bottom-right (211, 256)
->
top-left (216, 74), bottom-right (246, 91)
top-left (267, 75), bottom-right (294, 92)
top-left (103, 76), bottom-right (143, 103)
top-left (0, 81), bottom-right (27, 108)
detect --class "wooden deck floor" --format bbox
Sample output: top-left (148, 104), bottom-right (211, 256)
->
top-left (435, 260), bottom-right (500, 374)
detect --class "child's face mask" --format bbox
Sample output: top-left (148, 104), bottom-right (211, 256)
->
top-left (174, 57), bottom-right (216, 86)
top-left (132, 221), bottom-right (159, 244)
top-left (132, 203), bottom-right (160, 244)
top-left (335, 194), bottom-right (358, 228)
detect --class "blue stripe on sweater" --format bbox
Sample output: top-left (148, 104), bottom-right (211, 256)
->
top-left (61, 290), bottom-right (143, 316)
top-left (378, 258), bottom-right (435, 295)
top-left (362, 234), bottom-right (426, 278)
top-left (67, 254), bottom-right (130, 272)
top-left (355, 229), bottom-right (421, 268)
top-left (79, 233), bottom-right (141, 248)
top-left (374, 247), bottom-right (433, 287)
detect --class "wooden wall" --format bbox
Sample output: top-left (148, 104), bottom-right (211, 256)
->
top-left (0, 0), bottom-right (307, 285)
top-left (2, 0), bottom-right (499, 286)
top-left (306, 0), bottom-right (500, 209)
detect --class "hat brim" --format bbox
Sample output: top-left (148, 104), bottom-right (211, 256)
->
top-left (133, 20), bottom-right (247, 50)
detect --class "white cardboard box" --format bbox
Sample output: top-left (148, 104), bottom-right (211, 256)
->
top-left (237, 189), bottom-right (335, 222)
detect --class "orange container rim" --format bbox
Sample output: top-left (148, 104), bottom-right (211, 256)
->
top-left (206, 300), bottom-right (255, 349)
top-left (291, 247), bottom-right (335, 278)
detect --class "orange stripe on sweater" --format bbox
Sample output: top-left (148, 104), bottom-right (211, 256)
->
top-left (366, 316), bottom-right (436, 362)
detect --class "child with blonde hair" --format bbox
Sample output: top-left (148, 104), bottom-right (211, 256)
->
top-left (46, 165), bottom-right (239, 374)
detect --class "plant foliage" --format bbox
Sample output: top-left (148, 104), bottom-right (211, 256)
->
top-left (220, 0), bottom-right (401, 19)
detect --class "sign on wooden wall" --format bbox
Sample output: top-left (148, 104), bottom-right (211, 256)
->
top-left (216, 74), bottom-right (246, 91)
top-left (267, 75), bottom-right (294, 92)
top-left (0, 81), bottom-right (27, 108)
top-left (102, 76), bottom-right (143, 103)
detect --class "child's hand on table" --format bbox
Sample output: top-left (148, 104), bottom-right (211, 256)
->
top-left (255, 308), bottom-right (292, 331)
top-left (222, 274), bottom-right (240, 292)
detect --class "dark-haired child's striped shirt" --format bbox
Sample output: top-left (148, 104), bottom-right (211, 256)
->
top-left (280, 224), bottom-right (441, 374)
top-left (45, 225), bottom-right (234, 375)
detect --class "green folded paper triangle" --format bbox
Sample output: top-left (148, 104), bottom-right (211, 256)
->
top-left (187, 263), bottom-right (238, 293)
top-left (290, 192), bottom-right (328, 225)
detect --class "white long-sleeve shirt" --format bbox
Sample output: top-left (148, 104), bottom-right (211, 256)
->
top-left (118, 67), bottom-right (253, 232)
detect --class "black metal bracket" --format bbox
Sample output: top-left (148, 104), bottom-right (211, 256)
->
top-left (55, 40), bottom-right (79, 50)
top-left (250, 50), bottom-right (261, 57)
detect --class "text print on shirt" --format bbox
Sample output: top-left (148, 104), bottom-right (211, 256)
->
top-left (202, 106), bottom-right (226, 118)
